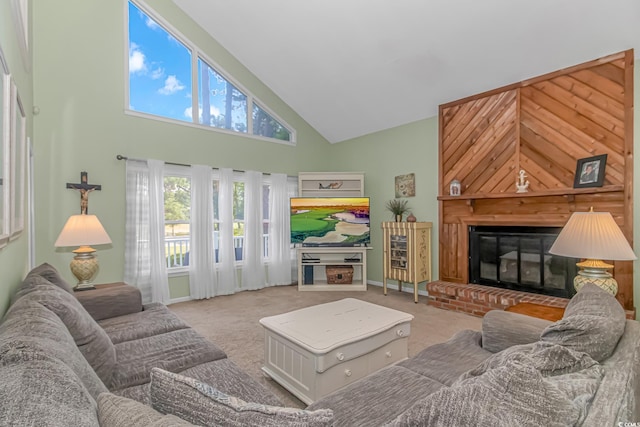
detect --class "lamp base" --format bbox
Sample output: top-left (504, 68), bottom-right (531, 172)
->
top-left (70, 246), bottom-right (99, 290)
top-left (573, 261), bottom-right (617, 295)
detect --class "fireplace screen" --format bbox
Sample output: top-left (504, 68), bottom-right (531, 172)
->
top-left (469, 226), bottom-right (576, 298)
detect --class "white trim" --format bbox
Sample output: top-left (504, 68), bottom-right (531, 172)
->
top-left (27, 137), bottom-right (34, 267)
top-left (0, 44), bottom-right (9, 74)
top-left (9, 81), bottom-right (25, 239)
top-left (124, 109), bottom-right (296, 146)
top-left (167, 295), bottom-right (192, 305)
top-left (123, 0), bottom-right (131, 115)
top-left (125, 0), bottom-right (296, 145)
top-left (0, 63), bottom-right (10, 248)
top-left (11, 0), bottom-right (30, 72)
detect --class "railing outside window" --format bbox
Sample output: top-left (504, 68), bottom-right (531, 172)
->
top-left (165, 234), bottom-right (269, 268)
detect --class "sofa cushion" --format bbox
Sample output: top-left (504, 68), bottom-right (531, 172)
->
top-left (399, 330), bottom-right (492, 385)
top-left (12, 277), bottom-right (116, 387)
top-left (110, 328), bottom-right (226, 391)
top-left (113, 359), bottom-right (281, 407)
top-left (482, 309), bottom-right (552, 353)
top-left (0, 297), bottom-right (108, 399)
top-left (0, 351), bottom-right (100, 427)
top-left (540, 283), bottom-right (626, 362)
top-left (22, 262), bottom-right (74, 295)
top-left (149, 368), bottom-right (334, 427)
top-left (99, 302), bottom-right (190, 344)
top-left (97, 393), bottom-right (195, 426)
top-left (308, 365), bottom-right (445, 427)
top-left (174, 358), bottom-right (282, 406)
top-left (385, 358), bottom-right (581, 427)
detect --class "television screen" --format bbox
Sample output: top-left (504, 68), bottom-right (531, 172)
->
top-left (290, 197), bottom-right (370, 246)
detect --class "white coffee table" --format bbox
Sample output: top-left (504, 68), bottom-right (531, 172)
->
top-left (259, 298), bottom-right (413, 404)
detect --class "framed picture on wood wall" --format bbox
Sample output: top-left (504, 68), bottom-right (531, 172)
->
top-left (573, 154), bottom-right (607, 189)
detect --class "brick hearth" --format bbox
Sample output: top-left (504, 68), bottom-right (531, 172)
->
top-left (427, 281), bottom-right (636, 319)
top-left (426, 281), bottom-right (570, 317)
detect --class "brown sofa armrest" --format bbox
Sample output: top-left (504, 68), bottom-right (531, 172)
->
top-left (75, 283), bottom-right (143, 321)
top-left (481, 310), bottom-right (553, 353)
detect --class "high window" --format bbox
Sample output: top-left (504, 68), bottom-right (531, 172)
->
top-left (127, 0), bottom-right (295, 144)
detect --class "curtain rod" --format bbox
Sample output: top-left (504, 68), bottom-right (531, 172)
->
top-left (116, 154), bottom-right (295, 178)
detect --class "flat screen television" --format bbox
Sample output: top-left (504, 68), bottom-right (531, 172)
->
top-left (290, 197), bottom-right (370, 246)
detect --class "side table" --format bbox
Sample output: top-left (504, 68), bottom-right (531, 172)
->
top-left (74, 282), bottom-right (143, 321)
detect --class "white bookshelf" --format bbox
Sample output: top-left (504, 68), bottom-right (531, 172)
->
top-left (298, 172), bottom-right (364, 197)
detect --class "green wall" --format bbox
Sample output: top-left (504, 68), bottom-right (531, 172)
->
top-left (30, 0), bottom-right (331, 300)
top-left (0, 0), bottom-right (33, 315)
top-left (328, 119), bottom-right (440, 291)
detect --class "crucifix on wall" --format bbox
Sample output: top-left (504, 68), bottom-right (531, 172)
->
top-left (66, 172), bottom-right (102, 214)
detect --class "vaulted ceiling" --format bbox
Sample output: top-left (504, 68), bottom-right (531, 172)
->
top-left (174, 0), bottom-right (640, 143)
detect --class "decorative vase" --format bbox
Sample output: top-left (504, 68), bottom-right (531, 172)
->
top-left (395, 214), bottom-right (403, 222)
top-left (406, 213), bottom-right (416, 222)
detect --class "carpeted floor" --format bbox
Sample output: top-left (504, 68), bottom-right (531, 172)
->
top-left (169, 284), bottom-right (483, 408)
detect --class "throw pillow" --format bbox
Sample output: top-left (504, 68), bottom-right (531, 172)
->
top-left (540, 283), bottom-right (626, 362)
top-left (13, 276), bottom-right (116, 387)
top-left (149, 368), bottom-right (334, 427)
top-left (385, 358), bottom-right (580, 427)
top-left (25, 262), bottom-right (74, 294)
top-left (98, 393), bottom-right (195, 427)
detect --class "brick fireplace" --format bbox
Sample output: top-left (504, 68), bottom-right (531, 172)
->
top-left (436, 50), bottom-right (634, 313)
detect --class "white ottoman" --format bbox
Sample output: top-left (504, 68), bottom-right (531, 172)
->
top-left (260, 298), bottom-right (414, 404)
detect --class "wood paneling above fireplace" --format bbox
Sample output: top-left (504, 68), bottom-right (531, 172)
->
top-left (437, 50), bottom-right (634, 311)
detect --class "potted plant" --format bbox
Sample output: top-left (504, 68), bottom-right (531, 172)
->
top-left (385, 198), bottom-right (410, 222)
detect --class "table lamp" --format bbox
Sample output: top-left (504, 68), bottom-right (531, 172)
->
top-left (54, 213), bottom-right (112, 290)
top-left (549, 208), bottom-right (636, 295)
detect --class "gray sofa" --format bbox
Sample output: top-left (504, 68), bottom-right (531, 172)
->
top-left (1, 263), bottom-right (638, 426)
top-left (307, 283), bottom-right (640, 426)
top-left (0, 264), bottom-right (329, 426)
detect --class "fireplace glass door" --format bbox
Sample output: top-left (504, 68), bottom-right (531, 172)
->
top-left (469, 226), bottom-right (576, 298)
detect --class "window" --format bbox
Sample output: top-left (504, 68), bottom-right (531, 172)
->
top-left (198, 59), bottom-right (247, 133)
top-left (127, 0), bottom-right (295, 144)
top-left (164, 174), bottom-right (191, 269)
top-left (211, 176), bottom-right (269, 262)
top-left (128, 1), bottom-right (192, 122)
top-left (253, 103), bottom-right (291, 141)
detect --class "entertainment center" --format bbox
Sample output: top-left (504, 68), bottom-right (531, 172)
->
top-left (295, 172), bottom-right (368, 291)
top-left (297, 247), bottom-right (368, 291)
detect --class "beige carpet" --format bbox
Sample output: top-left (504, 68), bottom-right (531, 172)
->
top-left (169, 284), bottom-right (483, 408)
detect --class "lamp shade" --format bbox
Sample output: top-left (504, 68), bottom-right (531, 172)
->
top-left (549, 210), bottom-right (636, 261)
top-left (54, 214), bottom-right (112, 248)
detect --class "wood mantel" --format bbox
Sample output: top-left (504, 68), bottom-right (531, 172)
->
top-left (438, 50), bottom-right (634, 311)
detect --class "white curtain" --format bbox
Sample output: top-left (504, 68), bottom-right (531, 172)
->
top-left (267, 173), bottom-right (292, 286)
top-left (241, 171), bottom-right (266, 290)
top-left (217, 168), bottom-right (237, 295)
top-left (189, 165), bottom-right (217, 299)
top-left (124, 159), bottom-right (170, 304)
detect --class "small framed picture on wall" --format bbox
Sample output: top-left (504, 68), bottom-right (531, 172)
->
top-left (573, 154), bottom-right (607, 188)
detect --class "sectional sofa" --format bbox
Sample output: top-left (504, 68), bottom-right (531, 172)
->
top-left (1, 263), bottom-right (638, 426)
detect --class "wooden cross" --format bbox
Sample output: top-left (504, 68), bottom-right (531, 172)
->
top-left (66, 172), bottom-right (102, 214)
